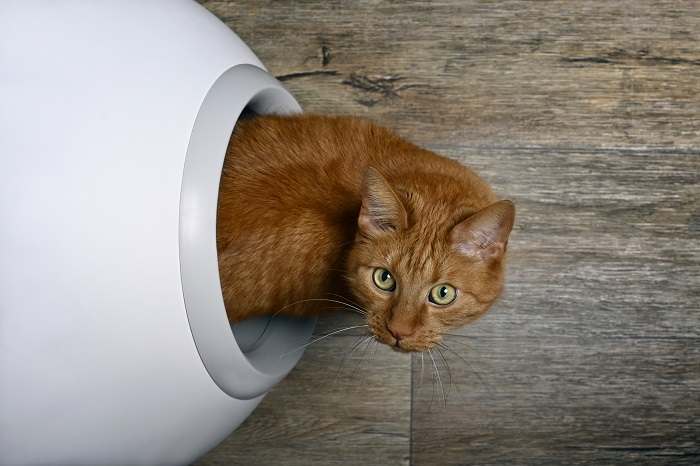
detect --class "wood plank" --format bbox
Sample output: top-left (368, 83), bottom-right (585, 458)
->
top-left (196, 334), bottom-right (411, 465)
top-left (412, 336), bottom-right (700, 465)
top-left (201, 0), bottom-right (700, 149)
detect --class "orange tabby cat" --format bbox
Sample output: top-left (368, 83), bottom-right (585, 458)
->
top-left (216, 114), bottom-right (514, 352)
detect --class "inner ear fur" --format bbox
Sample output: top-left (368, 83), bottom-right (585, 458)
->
top-left (449, 200), bottom-right (515, 260)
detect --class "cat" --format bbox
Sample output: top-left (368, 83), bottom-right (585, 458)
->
top-left (216, 114), bottom-right (514, 352)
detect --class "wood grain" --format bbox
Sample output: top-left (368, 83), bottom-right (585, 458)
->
top-left (197, 0), bottom-right (700, 464)
top-left (202, 0), bottom-right (700, 150)
top-left (412, 336), bottom-right (700, 465)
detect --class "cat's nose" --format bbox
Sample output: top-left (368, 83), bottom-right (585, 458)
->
top-left (387, 319), bottom-right (415, 340)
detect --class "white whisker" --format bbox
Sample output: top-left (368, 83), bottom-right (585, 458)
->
top-left (325, 292), bottom-right (369, 316)
top-left (420, 352), bottom-right (425, 386)
top-left (280, 324), bottom-right (369, 358)
top-left (438, 341), bottom-right (492, 392)
top-left (428, 349), bottom-right (446, 408)
top-left (435, 345), bottom-right (456, 399)
top-left (335, 335), bottom-right (374, 381)
top-left (271, 298), bottom-right (367, 318)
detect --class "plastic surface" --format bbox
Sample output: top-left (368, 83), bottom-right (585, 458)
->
top-left (0, 1), bottom-right (314, 464)
top-left (181, 65), bottom-right (314, 400)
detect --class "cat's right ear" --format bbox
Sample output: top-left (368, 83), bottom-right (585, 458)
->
top-left (450, 200), bottom-right (515, 261)
top-left (358, 167), bottom-right (408, 237)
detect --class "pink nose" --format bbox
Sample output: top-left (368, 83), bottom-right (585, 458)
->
top-left (387, 320), bottom-right (415, 340)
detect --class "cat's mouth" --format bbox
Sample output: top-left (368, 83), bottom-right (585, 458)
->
top-left (371, 329), bottom-right (406, 351)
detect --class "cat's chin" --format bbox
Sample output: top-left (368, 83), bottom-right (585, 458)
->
top-left (386, 340), bottom-right (430, 353)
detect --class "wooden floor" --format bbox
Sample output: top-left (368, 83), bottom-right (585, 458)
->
top-left (196, 1), bottom-right (699, 464)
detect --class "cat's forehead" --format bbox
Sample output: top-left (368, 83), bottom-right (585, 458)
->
top-left (382, 230), bottom-right (451, 282)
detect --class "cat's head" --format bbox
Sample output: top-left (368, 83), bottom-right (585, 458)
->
top-left (345, 168), bottom-right (515, 352)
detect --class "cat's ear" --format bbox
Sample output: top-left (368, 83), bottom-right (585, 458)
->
top-left (358, 167), bottom-right (408, 237)
top-left (450, 200), bottom-right (515, 261)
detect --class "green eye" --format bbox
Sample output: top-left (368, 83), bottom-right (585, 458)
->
top-left (429, 284), bottom-right (457, 306)
top-left (372, 267), bottom-right (396, 291)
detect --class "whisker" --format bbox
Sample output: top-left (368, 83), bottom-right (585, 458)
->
top-left (369, 338), bottom-right (380, 361)
top-left (320, 306), bottom-right (368, 318)
top-left (435, 345), bottom-right (457, 400)
top-left (325, 292), bottom-right (369, 316)
top-left (437, 345), bottom-right (471, 403)
top-left (428, 349), bottom-right (446, 408)
top-left (280, 324), bottom-right (369, 358)
top-left (256, 297), bottom-right (368, 345)
top-left (326, 292), bottom-right (360, 306)
top-left (271, 298), bottom-right (368, 318)
top-left (442, 335), bottom-right (481, 355)
top-left (335, 335), bottom-right (374, 380)
top-left (352, 334), bottom-right (376, 372)
top-left (420, 352), bottom-right (425, 387)
top-left (322, 303), bottom-right (368, 319)
top-left (437, 342), bottom-right (492, 392)
top-left (428, 353), bottom-right (437, 411)
top-left (341, 308), bottom-right (368, 317)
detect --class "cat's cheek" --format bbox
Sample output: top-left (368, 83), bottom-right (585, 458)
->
top-left (429, 303), bottom-right (478, 328)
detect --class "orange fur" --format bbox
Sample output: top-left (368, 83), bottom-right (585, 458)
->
top-left (217, 114), bottom-right (514, 352)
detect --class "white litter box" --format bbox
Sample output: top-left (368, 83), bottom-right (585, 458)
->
top-left (0, 1), bottom-right (315, 464)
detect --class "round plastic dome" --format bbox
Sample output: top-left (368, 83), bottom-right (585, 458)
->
top-left (0, 1), bottom-right (315, 464)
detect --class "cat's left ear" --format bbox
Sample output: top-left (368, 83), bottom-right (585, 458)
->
top-left (450, 200), bottom-right (515, 261)
top-left (358, 167), bottom-right (408, 237)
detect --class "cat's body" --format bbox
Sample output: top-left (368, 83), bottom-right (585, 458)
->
top-left (217, 115), bottom-right (514, 352)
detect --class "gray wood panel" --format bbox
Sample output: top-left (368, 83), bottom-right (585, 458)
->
top-left (203, 0), bottom-right (699, 150)
top-left (197, 0), bottom-right (700, 464)
top-left (412, 336), bottom-right (700, 465)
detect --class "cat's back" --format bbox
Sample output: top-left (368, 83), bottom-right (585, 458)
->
top-left (216, 115), bottom-right (371, 319)
top-left (221, 115), bottom-right (375, 203)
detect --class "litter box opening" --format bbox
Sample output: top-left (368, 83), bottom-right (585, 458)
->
top-left (180, 64), bottom-right (315, 400)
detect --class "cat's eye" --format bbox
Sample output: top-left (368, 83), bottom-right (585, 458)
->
top-left (372, 267), bottom-right (396, 291)
top-left (428, 284), bottom-right (457, 306)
